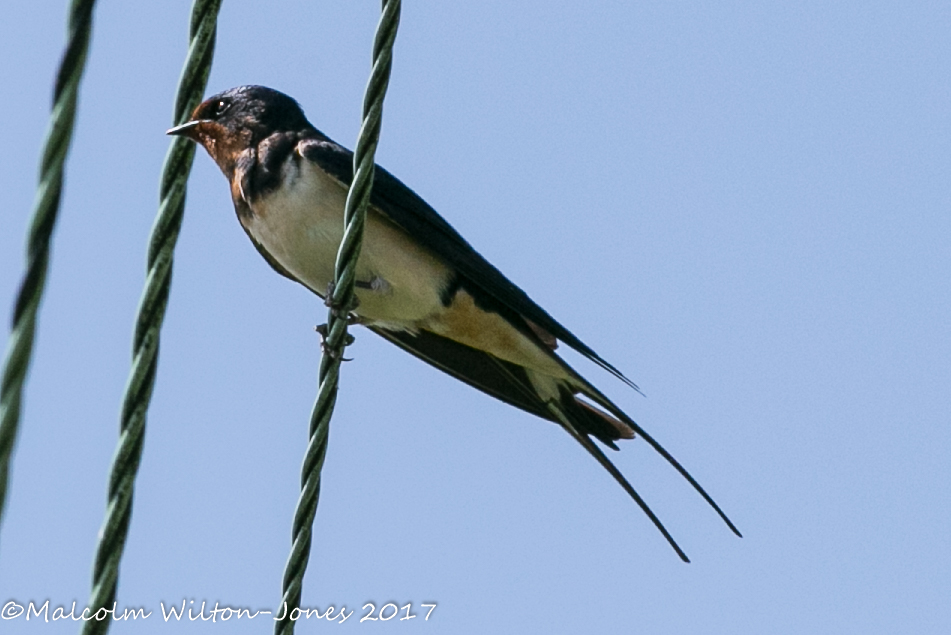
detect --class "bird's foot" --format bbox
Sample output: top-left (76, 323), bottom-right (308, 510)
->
top-left (314, 323), bottom-right (356, 361)
top-left (323, 281), bottom-right (361, 316)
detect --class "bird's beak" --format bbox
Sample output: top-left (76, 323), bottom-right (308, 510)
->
top-left (166, 119), bottom-right (203, 139)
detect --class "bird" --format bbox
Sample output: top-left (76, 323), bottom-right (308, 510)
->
top-left (167, 85), bottom-right (740, 561)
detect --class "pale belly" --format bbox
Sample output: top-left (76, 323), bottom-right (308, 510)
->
top-left (241, 158), bottom-right (453, 328)
top-left (240, 155), bottom-right (569, 378)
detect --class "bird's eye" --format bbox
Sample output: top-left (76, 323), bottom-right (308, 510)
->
top-left (214, 99), bottom-right (231, 117)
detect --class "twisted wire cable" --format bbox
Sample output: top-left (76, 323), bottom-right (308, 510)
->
top-left (80, 1), bottom-right (223, 633)
top-left (0, 0), bottom-right (97, 539)
top-left (275, 1), bottom-right (401, 632)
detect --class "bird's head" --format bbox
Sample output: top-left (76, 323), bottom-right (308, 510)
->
top-left (167, 85), bottom-right (311, 174)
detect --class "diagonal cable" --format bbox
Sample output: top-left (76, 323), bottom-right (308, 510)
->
top-left (80, 2), bottom-right (222, 633)
top-left (274, 1), bottom-right (401, 633)
top-left (0, 0), bottom-right (97, 541)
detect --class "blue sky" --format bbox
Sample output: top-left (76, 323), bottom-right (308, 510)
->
top-left (1, 2), bottom-right (949, 633)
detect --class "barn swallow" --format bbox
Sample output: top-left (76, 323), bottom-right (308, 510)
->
top-left (168, 85), bottom-right (740, 560)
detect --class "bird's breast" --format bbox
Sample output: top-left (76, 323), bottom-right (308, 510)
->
top-left (238, 156), bottom-right (453, 328)
top-left (238, 153), bottom-right (570, 378)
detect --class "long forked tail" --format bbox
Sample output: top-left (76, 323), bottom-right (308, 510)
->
top-left (368, 325), bottom-right (740, 555)
top-left (525, 365), bottom-right (741, 561)
top-left (621, 417), bottom-right (743, 538)
top-left (542, 395), bottom-right (691, 562)
top-left (576, 384), bottom-right (743, 539)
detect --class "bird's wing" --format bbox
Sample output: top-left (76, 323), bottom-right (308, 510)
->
top-left (297, 137), bottom-right (639, 392)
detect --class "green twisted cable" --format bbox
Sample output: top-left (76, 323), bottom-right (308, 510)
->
top-left (0, 0), bottom-right (97, 536)
top-left (275, 1), bottom-right (401, 632)
top-left (80, 1), bottom-right (222, 633)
